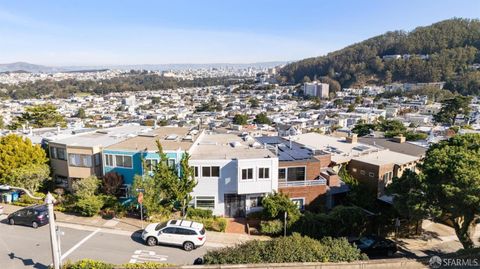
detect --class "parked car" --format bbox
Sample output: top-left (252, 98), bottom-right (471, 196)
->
top-left (352, 235), bottom-right (398, 257)
top-left (141, 219), bottom-right (206, 251)
top-left (7, 205), bottom-right (50, 228)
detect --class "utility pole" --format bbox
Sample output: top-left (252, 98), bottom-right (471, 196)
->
top-left (46, 192), bottom-right (61, 269)
top-left (284, 211), bottom-right (287, 237)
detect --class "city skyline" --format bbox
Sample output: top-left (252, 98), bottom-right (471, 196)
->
top-left (1, 0), bottom-right (479, 66)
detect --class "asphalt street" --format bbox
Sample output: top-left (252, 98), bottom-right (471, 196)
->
top-left (0, 216), bottom-right (212, 269)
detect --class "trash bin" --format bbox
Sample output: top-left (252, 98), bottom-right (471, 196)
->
top-left (3, 193), bottom-right (12, 203)
top-left (11, 191), bottom-right (19, 202)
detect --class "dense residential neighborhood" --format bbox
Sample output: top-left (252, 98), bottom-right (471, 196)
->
top-left (1, 1), bottom-right (480, 268)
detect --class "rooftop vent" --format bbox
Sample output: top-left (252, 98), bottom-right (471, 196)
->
top-left (165, 134), bottom-right (178, 140)
top-left (230, 141), bottom-right (242, 148)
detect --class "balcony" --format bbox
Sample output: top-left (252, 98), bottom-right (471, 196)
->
top-left (278, 178), bottom-right (327, 188)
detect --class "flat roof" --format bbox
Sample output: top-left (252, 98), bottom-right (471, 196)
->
top-left (106, 127), bottom-right (195, 151)
top-left (255, 136), bottom-right (318, 161)
top-left (52, 125), bottom-right (152, 148)
top-left (191, 133), bottom-right (275, 160)
top-left (358, 137), bottom-right (427, 157)
top-left (293, 133), bottom-right (378, 164)
top-left (352, 149), bottom-right (420, 166)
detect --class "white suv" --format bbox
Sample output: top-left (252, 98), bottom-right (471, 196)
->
top-left (141, 219), bottom-right (206, 251)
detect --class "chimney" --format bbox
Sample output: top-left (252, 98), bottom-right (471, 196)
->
top-left (346, 133), bottom-right (358, 144)
top-left (57, 125), bottom-right (61, 135)
top-left (29, 127), bottom-right (33, 136)
top-left (154, 120), bottom-right (158, 129)
top-left (393, 134), bottom-right (406, 143)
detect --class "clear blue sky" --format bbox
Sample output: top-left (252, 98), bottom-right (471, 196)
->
top-left (0, 0), bottom-right (479, 66)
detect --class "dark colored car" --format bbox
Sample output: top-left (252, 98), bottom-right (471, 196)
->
top-left (353, 235), bottom-right (398, 257)
top-left (7, 205), bottom-right (50, 228)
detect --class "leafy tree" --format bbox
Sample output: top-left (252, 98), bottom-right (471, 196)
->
top-left (339, 167), bottom-right (377, 210)
top-left (71, 176), bottom-right (104, 216)
top-left (347, 104), bottom-right (355, 112)
top-left (176, 152), bottom-right (197, 216)
top-left (249, 98), bottom-right (260, 108)
top-left (254, 113), bottom-right (271, 125)
top-left (386, 170), bottom-right (428, 234)
top-left (0, 134), bottom-right (50, 191)
top-left (232, 114), bottom-right (248, 125)
top-left (72, 176), bottom-right (101, 197)
top-left (434, 95), bottom-right (472, 126)
top-left (333, 99), bottom-right (344, 108)
top-left (76, 108), bottom-right (86, 119)
top-left (389, 134), bottom-right (480, 249)
top-left (262, 192), bottom-right (301, 226)
top-left (351, 122), bottom-right (377, 137)
top-left (102, 172), bottom-right (124, 196)
top-left (14, 104), bottom-right (66, 128)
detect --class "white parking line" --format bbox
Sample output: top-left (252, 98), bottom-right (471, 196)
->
top-left (61, 228), bottom-right (101, 261)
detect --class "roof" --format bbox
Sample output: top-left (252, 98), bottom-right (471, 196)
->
top-left (292, 133), bottom-right (379, 164)
top-left (358, 137), bottom-right (427, 157)
top-left (190, 133), bottom-right (276, 160)
top-left (52, 125), bottom-right (152, 148)
top-left (352, 149), bottom-right (420, 166)
top-left (106, 127), bottom-right (195, 151)
top-left (255, 136), bottom-right (323, 161)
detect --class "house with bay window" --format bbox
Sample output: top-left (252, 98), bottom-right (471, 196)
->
top-left (48, 125), bottom-right (151, 189)
top-left (102, 127), bottom-right (201, 189)
top-left (189, 133), bottom-right (278, 217)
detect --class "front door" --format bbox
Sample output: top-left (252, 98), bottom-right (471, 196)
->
top-left (224, 194), bottom-right (246, 217)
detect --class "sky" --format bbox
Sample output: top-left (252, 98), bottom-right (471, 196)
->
top-left (0, 0), bottom-right (479, 66)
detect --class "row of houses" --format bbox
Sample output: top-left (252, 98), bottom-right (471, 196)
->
top-left (45, 126), bottom-right (425, 217)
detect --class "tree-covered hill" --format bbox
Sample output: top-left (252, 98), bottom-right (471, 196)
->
top-left (280, 18), bottom-right (480, 95)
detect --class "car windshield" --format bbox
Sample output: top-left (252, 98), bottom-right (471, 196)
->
top-left (155, 222), bottom-right (166, 231)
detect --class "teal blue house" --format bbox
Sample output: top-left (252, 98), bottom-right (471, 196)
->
top-left (102, 127), bottom-right (198, 187)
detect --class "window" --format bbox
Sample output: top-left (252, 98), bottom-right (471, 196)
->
top-left (287, 167), bottom-right (305, 181)
top-left (146, 159), bottom-right (158, 172)
top-left (195, 196), bottom-right (215, 209)
top-left (201, 166), bottom-right (220, 177)
top-left (168, 159), bottom-right (176, 168)
top-left (162, 227), bottom-right (176, 234)
top-left (291, 198), bottom-right (305, 210)
top-left (105, 154), bottom-right (114, 167)
top-left (115, 155), bottom-right (132, 168)
top-left (50, 147), bottom-right (66, 160)
top-left (194, 166), bottom-right (199, 177)
top-left (369, 172), bottom-right (375, 178)
top-left (68, 154), bottom-right (92, 167)
top-left (278, 168), bottom-right (286, 180)
top-left (258, 168), bottom-right (270, 179)
top-left (176, 228), bottom-right (196, 235)
top-left (241, 168), bottom-right (253, 180)
top-left (250, 196), bottom-right (263, 207)
top-left (94, 153), bottom-right (101, 166)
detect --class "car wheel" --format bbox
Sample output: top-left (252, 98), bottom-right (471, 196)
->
top-left (8, 218), bottom-right (14, 225)
top-left (146, 237), bottom-right (157, 246)
top-left (32, 221), bottom-right (39, 229)
top-left (183, 241), bottom-right (194, 251)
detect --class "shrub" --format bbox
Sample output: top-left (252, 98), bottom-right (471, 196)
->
top-left (186, 207), bottom-right (213, 218)
top-left (62, 259), bottom-right (113, 269)
top-left (12, 192), bottom-right (45, 206)
top-left (260, 219), bottom-right (283, 235)
top-left (262, 192), bottom-right (301, 225)
top-left (189, 216), bottom-right (227, 232)
top-left (203, 233), bottom-right (365, 264)
top-left (76, 195), bottom-right (104, 216)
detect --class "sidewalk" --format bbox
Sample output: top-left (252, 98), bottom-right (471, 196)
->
top-left (0, 203), bottom-right (269, 247)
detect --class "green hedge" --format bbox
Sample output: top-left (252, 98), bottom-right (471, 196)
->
top-left (186, 207), bottom-right (213, 218)
top-left (188, 216), bottom-right (227, 232)
top-left (61, 259), bottom-right (173, 269)
top-left (203, 233), bottom-right (367, 264)
top-left (259, 219), bottom-right (283, 235)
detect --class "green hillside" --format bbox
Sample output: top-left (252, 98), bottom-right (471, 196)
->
top-left (280, 18), bottom-right (480, 95)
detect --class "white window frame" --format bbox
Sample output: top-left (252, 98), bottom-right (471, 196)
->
top-left (115, 154), bottom-right (133, 169)
top-left (105, 154), bottom-right (114, 167)
top-left (145, 159), bottom-right (159, 172)
top-left (194, 196), bottom-right (215, 209)
top-left (68, 153), bottom-right (92, 168)
top-left (291, 197), bottom-right (305, 210)
top-left (241, 168), bottom-right (254, 180)
top-left (258, 167), bottom-right (270, 180)
top-left (278, 168), bottom-right (286, 180)
top-left (201, 166), bottom-right (220, 178)
top-left (285, 166), bottom-right (307, 182)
